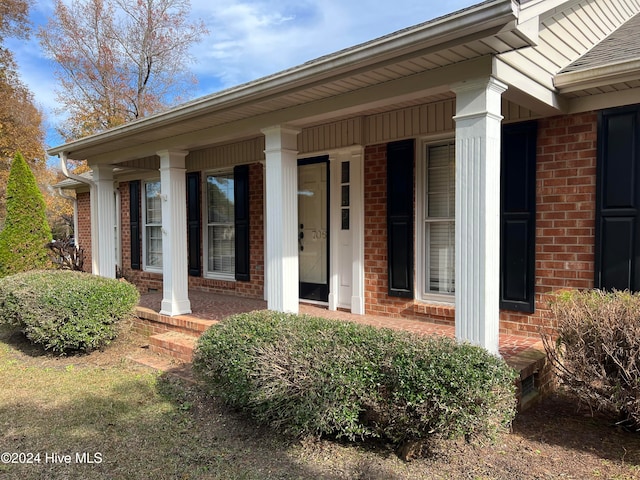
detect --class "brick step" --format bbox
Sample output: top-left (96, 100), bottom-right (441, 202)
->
top-left (136, 306), bottom-right (218, 336)
top-left (149, 331), bottom-right (199, 363)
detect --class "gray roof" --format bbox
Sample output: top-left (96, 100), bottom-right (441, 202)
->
top-left (560, 12), bottom-right (640, 73)
top-left (53, 171), bottom-right (92, 189)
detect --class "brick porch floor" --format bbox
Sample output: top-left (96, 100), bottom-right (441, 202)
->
top-left (136, 290), bottom-right (544, 361)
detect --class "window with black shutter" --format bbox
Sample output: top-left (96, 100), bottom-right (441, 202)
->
top-left (596, 105), bottom-right (640, 291)
top-left (234, 165), bottom-right (250, 281)
top-left (500, 121), bottom-right (537, 313)
top-left (129, 180), bottom-right (141, 270)
top-left (387, 140), bottom-right (414, 297)
top-left (186, 172), bottom-right (201, 276)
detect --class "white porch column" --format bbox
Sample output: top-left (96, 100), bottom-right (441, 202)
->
top-left (262, 126), bottom-right (301, 313)
top-left (92, 165), bottom-right (116, 278)
top-left (158, 149), bottom-right (191, 316)
top-left (451, 77), bottom-right (507, 356)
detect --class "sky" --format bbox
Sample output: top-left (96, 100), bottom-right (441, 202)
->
top-left (6, 0), bottom-right (479, 157)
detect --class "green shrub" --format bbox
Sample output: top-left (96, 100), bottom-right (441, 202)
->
top-left (0, 270), bottom-right (140, 353)
top-left (0, 152), bottom-right (52, 277)
top-left (193, 311), bottom-right (517, 451)
top-left (544, 289), bottom-right (640, 430)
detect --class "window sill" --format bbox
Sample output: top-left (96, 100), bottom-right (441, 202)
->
top-left (204, 273), bottom-right (236, 282)
top-left (143, 267), bottom-right (163, 274)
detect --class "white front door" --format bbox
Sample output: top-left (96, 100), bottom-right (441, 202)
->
top-left (298, 158), bottom-right (329, 301)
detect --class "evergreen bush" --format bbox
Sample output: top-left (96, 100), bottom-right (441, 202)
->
top-left (0, 270), bottom-right (139, 353)
top-left (193, 311), bottom-right (518, 454)
top-left (0, 152), bottom-right (52, 277)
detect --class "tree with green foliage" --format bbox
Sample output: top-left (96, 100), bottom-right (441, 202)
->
top-left (0, 152), bottom-right (52, 277)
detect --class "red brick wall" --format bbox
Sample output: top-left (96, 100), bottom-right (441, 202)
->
top-left (363, 111), bottom-right (598, 337)
top-left (76, 191), bottom-right (92, 273)
top-left (363, 144), bottom-right (455, 325)
top-left (118, 163), bottom-right (265, 299)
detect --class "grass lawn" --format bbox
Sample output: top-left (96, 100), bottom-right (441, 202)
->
top-left (0, 323), bottom-right (639, 480)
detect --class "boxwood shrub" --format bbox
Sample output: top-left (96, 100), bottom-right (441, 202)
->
top-left (0, 270), bottom-right (140, 353)
top-left (193, 311), bottom-right (518, 451)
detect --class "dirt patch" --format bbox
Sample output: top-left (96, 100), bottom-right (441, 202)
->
top-left (1, 324), bottom-right (639, 479)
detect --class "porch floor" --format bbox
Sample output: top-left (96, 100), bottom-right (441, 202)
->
top-left (136, 290), bottom-right (544, 362)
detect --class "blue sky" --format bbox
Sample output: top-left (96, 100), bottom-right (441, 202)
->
top-left (7, 0), bottom-right (479, 154)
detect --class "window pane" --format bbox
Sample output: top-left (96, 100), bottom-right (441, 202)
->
top-left (146, 225), bottom-right (163, 267)
top-left (207, 174), bottom-right (234, 224)
top-left (423, 141), bottom-right (455, 297)
top-left (428, 222), bottom-right (455, 293)
top-left (145, 182), bottom-right (162, 224)
top-left (426, 144), bottom-right (455, 218)
top-left (208, 225), bottom-right (235, 274)
top-left (207, 173), bottom-right (235, 275)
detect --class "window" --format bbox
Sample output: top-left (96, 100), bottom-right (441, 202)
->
top-left (205, 172), bottom-right (235, 277)
top-left (419, 141), bottom-right (455, 300)
top-left (144, 180), bottom-right (162, 270)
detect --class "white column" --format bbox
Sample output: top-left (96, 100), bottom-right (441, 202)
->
top-left (350, 148), bottom-right (365, 315)
top-left (92, 165), bottom-right (116, 278)
top-left (262, 126), bottom-right (301, 313)
top-left (451, 77), bottom-right (507, 356)
top-left (158, 150), bottom-right (191, 316)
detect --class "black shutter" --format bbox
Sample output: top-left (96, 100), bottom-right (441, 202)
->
top-left (596, 105), bottom-right (640, 291)
top-left (186, 172), bottom-right (201, 277)
top-left (500, 121), bottom-right (537, 313)
top-left (387, 140), bottom-right (414, 297)
top-left (234, 164), bottom-right (250, 281)
top-left (129, 180), bottom-right (141, 270)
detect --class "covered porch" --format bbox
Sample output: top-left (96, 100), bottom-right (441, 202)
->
top-left (134, 289), bottom-right (550, 410)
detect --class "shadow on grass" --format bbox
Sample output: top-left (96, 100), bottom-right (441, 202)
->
top-left (512, 390), bottom-right (640, 467)
top-left (0, 325), bottom-right (62, 358)
top-left (0, 357), bottom-right (404, 480)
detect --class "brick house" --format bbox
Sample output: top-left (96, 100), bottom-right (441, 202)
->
top-left (50, 0), bottom-right (640, 355)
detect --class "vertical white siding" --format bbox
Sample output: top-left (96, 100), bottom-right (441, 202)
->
top-left (298, 118), bottom-right (364, 154)
top-left (188, 137), bottom-right (265, 170)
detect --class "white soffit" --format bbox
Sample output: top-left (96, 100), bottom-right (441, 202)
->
top-left (48, 0), bottom-right (541, 162)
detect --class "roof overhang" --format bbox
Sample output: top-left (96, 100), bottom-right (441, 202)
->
top-left (554, 59), bottom-right (640, 93)
top-left (48, 0), bottom-right (544, 163)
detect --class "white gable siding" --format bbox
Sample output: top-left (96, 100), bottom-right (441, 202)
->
top-left (500, 0), bottom-right (640, 89)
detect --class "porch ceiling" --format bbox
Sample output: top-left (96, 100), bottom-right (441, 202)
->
top-left (48, 0), bottom-right (540, 164)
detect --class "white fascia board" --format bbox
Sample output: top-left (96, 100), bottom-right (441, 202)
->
top-left (493, 57), bottom-right (567, 114)
top-left (47, 0), bottom-right (519, 160)
top-left (567, 87), bottom-right (640, 114)
top-left (555, 60), bottom-right (640, 93)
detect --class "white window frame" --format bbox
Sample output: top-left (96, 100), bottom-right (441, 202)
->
top-left (202, 169), bottom-right (236, 280)
top-left (142, 179), bottom-right (163, 273)
top-left (416, 137), bottom-right (456, 304)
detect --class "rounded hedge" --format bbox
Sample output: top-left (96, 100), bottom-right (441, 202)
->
top-left (193, 311), bottom-right (518, 451)
top-left (0, 270), bottom-right (140, 353)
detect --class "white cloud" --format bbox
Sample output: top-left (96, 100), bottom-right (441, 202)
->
top-left (188, 0), bottom-right (479, 93)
